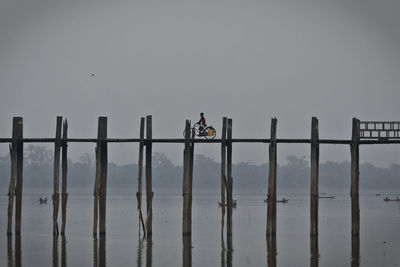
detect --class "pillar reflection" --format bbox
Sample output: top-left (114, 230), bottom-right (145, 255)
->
top-left (53, 236), bottom-right (59, 267)
top-left (7, 235), bottom-right (13, 267)
top-left (310, 236), bottom-right (319, 267)
top-left (61, 236), bottom-right (67, 267)
top-left (146, 236), bottom-right (153, 267)
top-left (351, 235), bottom-right (360, 267)
top-left (15, 235), bottom-right (21, 267)
top-left (266, 236), bottom-right (277, 267)
top-left (183, 235), bottom-right (192, 267)
top-left (136, 236), bottom-right (144, 267)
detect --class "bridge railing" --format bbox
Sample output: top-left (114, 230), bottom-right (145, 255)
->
top-left (360, 121), bottom-right (400, 139)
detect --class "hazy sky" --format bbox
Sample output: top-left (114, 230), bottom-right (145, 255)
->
top-left (1, 0), bottom-right (399, 166)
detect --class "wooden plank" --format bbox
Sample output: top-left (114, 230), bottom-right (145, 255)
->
top-left (61, 119), bottom-right (68, 236)
top-left (227, 119), bottom-right (233, 236)
top-left (267, 118), bottom-right (277, 236)
top-left (98, 117), bottom-right (108, 236)
top-left (145, 115), bottom-right (153, 236)
top-left (310, 117), bottom-right (319, 236)
top-left (351, 118), bottom-right (360, 236)
top-left (53, 116), bottom-right (62, 236)
top-left (137, 117), bottom-right (146, 236)
top-left (14, 117), bottom-right (23, 235)
top-left (182, 120), bottom-right (191, 235)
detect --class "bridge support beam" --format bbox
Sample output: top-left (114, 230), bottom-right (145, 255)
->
top-left (310, 117), bottom-right (319, 236)
top-left (351, 118), bottom-right (360, 236)
top-left (267, 118), bottom-right (277, 236)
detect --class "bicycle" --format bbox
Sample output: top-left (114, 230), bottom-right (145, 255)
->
top-left (183, 123), bottom-right (217, 139)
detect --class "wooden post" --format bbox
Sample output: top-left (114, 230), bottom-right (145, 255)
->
top-left (93, 145), bottom-right (100, 237)
top-left (266, 235), bottom-right (277, 267)
top-left (310, 236), bottom-right (319, 267)
top-left (183, 234), bottom-right (192, 267)
top-left (137, 117), bottom-right (146, 236)
top-left (14, 117), bottom-right (23, 235)
top-left (61, 236), bottom-right (67, 267)
top-left (145, 115), bottom-right (153, 236)
top-left (53, 236), bottom-right (59, 267)
top-left (189, 127), bottom-right (195, 230)
top-left (351, 235), bottom-right (360, 267)
top-left (310, 117), bottom-right (319, 236)
top-left (7, 132), bottom-right (17, 235)
top-left (53, 116), bottom-right (62, 236)
top-left (351, 118), bottom-right (360, 236)
top-left (267, 118), bottom-right (277, 236)
top-left (221, 117), bottom-right (227, 214)
top-left (98, 117), bottom-right (108, 236)
top-left (61, 119), bottom-right (68, 236)
top-left (226, 119), bottom-right (233, 237)
top-left (182, 120), bottom-right (191, 235)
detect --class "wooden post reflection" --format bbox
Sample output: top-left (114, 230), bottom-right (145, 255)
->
top-left (53, 236), bottom-right (59, 267)
top-left (351, 236), bottom-right (360, 267)
top-left (183, 234), bottom-right (192, 267)
top-left (226, 232), bottom-right (233, 267)
top-left (146, 236), bottom-right (153, 267)
top-left (310, 236), bottom-right (319, 267)
top-left (15, 235), bottom-right (21, 267)
top-left (99, 236), bottom-right (106, 267)
top-left (93, 238), bottom-right (98, 267)
top-left (220, 210), bottom-right (225, 267)
top-left (61, 236), bottom-right (67, 267)
top-left (266, 236), bottom-right (276, 267)
top-left (136, 237), bottom-right (144, 267)
top-left (7, 235), bottom-right (13, 267)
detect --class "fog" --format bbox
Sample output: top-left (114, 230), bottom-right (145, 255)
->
top-left (1, 0), bottom-right (400, 166)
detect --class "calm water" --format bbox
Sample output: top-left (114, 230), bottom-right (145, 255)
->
top-left (1, 187), bottom-right (400, 267)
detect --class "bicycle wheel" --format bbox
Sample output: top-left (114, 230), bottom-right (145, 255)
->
top-left (204, 127), bottom-right (217, 139)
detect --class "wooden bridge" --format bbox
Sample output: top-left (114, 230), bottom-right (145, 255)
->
top-left (3, 116), bottom-right (400, 242)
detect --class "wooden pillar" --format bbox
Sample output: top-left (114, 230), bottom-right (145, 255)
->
top-left (53, 116), bottom-right (62, 236)
top-left (221, 117), bottom-right (227, 214)
top-left (14, 117), bottom-right (23, 235)
top-left (98, 117), bottom-right (108, 236)
top-left (310, 117), bottom-right (319, 236)
top-left (93, 145), bottom-right (100, 237)
top-left (351, 118), bottom-right (360, 236)
top-left (310, 236), bottom-right (319, 267)
top-left (182, 120), bottom-right (191, 235)
top-left (145, 115), bottom-right (153, 236)
top-left (266, 235), bottom-right (277, 267)
top-left (351, 235), bottom-right (360, 267)
top-left (7, 118), bottom-right (19, 235)
top-left (137, 117), bottom-right (146, 236)
top-left (189, 127), bottom-right (195, 230)
top-left (267, 118), bottom-right (277, 236)
top-left (61, 119), bottom-right (68, 236)
top-left (226, 119), bottom-right (233, 236)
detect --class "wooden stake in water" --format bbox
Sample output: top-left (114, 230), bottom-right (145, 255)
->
top-left (310, 117), bottom-right (319, 236)
top-left (351, 118), bottom-right (360, 236)
top-left (7, 131), bottom-right (17, 235)
top-left (137, 117), bottom-right (146, 236)
top-left (61, 119), bottom-right (68, 236)
top-left (14, 117), bottom-right (23, 235)
top-left (226, 119), bottom-right (233, 236)
top-left (98, 117), bottom-right (108, 236)
top-left (267, 118), bottom-right (277, 236)
top-left (93, 144), bottom-right (100, 237)
top-left (182, 120), bottom-right (191, 235)
top-left (221, 117), bottom-right (227, 214)
top-left (145, 115), bottom-right (153, 236)
top-left (53, 116), bottom-right (62, 236)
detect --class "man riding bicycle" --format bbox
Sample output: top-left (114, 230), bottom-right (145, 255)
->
top-left (196, 112), bottom-right (207, 136)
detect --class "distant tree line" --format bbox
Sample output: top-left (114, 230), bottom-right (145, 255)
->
top-left (0, 145), bottom-right (399, 191)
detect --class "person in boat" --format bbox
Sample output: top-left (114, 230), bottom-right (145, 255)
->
top-left (195, 112), bottom-right (207, 135)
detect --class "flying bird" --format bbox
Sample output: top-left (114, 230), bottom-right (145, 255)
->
top-left (89, 74), bottom-right (96, 77)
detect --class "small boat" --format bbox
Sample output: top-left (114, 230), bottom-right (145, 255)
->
top-left (264, 198), bottom-right (289, 203)
top-left (383, 196), bottom-right (400, 202)
top-left (39, 197), bottom-right (48, 204)
top-left (319, 195), bottom-right (335, 199)
top-left (218, 200), bottom-right (238, 208)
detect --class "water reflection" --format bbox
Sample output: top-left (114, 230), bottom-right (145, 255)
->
top-left (15, 236), bottom-right (21, 267)
top-left (136, 237), bottom-right (144, 267)
top-left (351, 236), bottom-right (360, 267)
top-left (310, 236), bottom-right (319, 267)
top-left (146, 236), bottom-right (153, 267)
top-left (183, 235), bottom-right (192, 267)
top-left (7, 236), bottom-right (13, 267)
top-left (266, 236), bottom-right (277, 267)
top-left (53, 236), bottom-right (59, 267)
top-left (93, 236), bottom-right (106, 267)
top-left (61, 236), bottom-right (67, 267)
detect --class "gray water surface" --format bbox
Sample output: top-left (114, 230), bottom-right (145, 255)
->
top-left (1, 188), bottom-right (400, 267)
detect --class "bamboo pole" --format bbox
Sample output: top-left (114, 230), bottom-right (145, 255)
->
top-left (226, 119), bottom-right (233, 236)
top-left (310, 117), bottom-right (319, 236)
top-left (53, 116), bottom-right (62, 236)
top-left (14, 117), bottom-right (23, 235)
top-left (182, 120), bottom-right (191, 235)
top-left (137, 117), bottom-right (146, 236)
top-left (267, 118), bottom-right (277, 236)
top-left (98, 117), bottom-right (108, 236)
top-left (221, 117), bottom-right (227, 214)
top-left (61, 120), bottom-right (68, 236)
top-left (145, 115), bottom-right (153, 236)
top-left (351, 118), bottom-right (360, 236)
